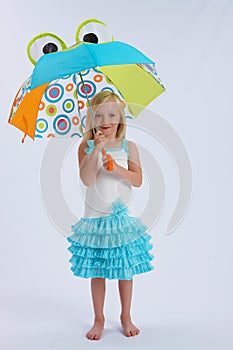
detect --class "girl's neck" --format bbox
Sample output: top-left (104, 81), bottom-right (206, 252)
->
top-left (104, 136), bottom-right (118, 140)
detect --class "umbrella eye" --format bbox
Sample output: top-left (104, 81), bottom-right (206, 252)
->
top-left (27, 33), bottom-right (67, 65)
top-left (43, 42), bottom-right (59, 54)
top-left (76, 19), bottom-right (114, 43)
top-left (83, 33), bottom-right (98, 44)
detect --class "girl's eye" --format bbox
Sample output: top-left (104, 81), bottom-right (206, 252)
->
top-left (95, 113), bottom-right (116, 118)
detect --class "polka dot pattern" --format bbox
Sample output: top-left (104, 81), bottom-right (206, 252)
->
top-left (36, 118), bottom-right (48, 133)
top-left (45, 84), bottom-right (64, 103)
top-left (33, 69), bottom-right (127, 139)
top-left (77, 80), bottom-right (96, 98)
top-left (53, 115), bottom-right (71, 135)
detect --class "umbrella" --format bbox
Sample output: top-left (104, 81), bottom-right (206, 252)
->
top-left (8, 19), bottom-right (165, 170)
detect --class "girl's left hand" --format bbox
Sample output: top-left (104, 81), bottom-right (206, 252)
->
top-left (102, 155), bottom-right (117, 172)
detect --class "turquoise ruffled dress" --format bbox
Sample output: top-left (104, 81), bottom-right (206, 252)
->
top-left (66, 138), bottom-right (154, 280)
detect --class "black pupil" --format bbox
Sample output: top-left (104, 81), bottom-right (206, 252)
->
top-left (83, 33), bottom-right (98, 44)
top-left (43, 43), bottom-right (58, 54)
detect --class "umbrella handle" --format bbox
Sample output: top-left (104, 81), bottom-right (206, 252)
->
top-left (92, 123), bottom-right (113, 171)
top-left (102, 149), bottom-right (113, 171)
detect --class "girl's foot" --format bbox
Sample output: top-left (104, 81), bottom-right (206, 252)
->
top-left (86, 319), bottom-right (104, 340)
top-left (120, 315), bottom-right (140, 337)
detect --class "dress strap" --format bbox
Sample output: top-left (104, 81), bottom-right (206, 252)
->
top-left (84, 139), bottom-right (95, 154)
top-left (122, 139), bottom-right (129, 157)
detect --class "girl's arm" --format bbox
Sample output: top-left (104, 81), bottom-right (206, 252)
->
top-left (113, 141), bottom-right (142, 187)
top-left (78, 141), bottom-right (103, 186)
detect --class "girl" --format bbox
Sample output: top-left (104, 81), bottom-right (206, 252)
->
top-left (66, 90), bottom-right (154, 340)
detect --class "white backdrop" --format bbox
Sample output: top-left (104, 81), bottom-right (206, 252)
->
top-left (1, 0), bottom-right (233, 349)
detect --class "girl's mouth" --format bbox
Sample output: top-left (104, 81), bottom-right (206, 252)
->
top-left (101, 126), bottom-right (110, 129)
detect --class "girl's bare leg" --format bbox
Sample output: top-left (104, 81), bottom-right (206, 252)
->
top-left (118, 279), bottom-right (140, 337)
top-left (86, 278), bottom-right (106, 340)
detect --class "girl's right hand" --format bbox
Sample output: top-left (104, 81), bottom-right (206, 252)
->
top-left (94, 129), bottom-right (106, 150)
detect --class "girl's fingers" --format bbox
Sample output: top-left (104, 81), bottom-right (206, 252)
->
top-left (102, 156), bottom-right (109, 165)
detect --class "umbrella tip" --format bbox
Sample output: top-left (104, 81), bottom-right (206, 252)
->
top-left (22, 133), bottom-right (27, 143)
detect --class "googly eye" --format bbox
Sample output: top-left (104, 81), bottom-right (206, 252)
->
top-left (76, 18), bottom-right (114, 44)
top-left (27, 33), bottom-right (67, 65)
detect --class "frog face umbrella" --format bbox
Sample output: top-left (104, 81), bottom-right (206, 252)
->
top-left (8, 19), bottom-right (165, 142)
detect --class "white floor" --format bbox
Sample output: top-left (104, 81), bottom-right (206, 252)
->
top-left (1, 291), bottom-right (232, 350)
top-left (1, 257), bottom-right (232, 350)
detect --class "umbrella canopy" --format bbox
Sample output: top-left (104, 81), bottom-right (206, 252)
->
top-left (8, 21), bottom-right (165, 142)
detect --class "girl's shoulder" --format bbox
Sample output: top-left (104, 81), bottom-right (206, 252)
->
top-left (79, 139), bottom-right (95, 154)
top-left (125, 140), bottom-right (140, 159)
top-left (79, 139), bottom-right (87, 149)
top-left (126, 139), bottom-right (136, 147)
top-left (126, 139), bottom-right (138, 150)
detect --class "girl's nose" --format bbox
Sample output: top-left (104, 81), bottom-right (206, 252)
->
top-left (103, 115), bottom-right (110, 124)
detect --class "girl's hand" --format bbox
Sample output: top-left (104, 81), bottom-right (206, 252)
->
top-left (102, 155), bottom-right (118, 172)
top-left (94, 129), bottom-right (105, 150)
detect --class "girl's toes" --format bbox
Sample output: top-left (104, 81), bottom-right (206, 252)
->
top-left (131, 328), bottom-right (140, 336)
top-left (87, 333), bottom-right (94, 340)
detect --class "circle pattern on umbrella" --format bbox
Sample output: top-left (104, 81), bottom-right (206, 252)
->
top-left (77, 80), bottom-right (97, 98)
top-left (53, 115), bottom-right (72, 135)
top-left (45, 84), bottom-right (64, 103)
top-left (11, 69), bottom-right (126, 139)
top-left (36, 118), bottom-right (48, 133)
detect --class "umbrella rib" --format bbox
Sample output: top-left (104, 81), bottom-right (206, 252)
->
top-left (78, 72), bottom-right (98, 134)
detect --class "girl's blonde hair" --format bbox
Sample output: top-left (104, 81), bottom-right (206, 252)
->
top-left (82, 90), bottom-right (126, 143)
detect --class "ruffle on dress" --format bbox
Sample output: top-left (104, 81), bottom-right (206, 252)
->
top-left (66, 196), bottom-right (155, 280)
top-left (84, 139), bottom-right (95, 154)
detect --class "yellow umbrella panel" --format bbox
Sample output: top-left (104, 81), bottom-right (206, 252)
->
top-left (99, 63), bottom-right (165, 117)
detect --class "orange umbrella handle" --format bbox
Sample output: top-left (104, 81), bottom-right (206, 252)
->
top-left (102, 149), bottom-right (113, 171)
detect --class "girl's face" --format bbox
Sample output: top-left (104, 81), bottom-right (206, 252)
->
top-left (94, 99), bottom-right (121, 138)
